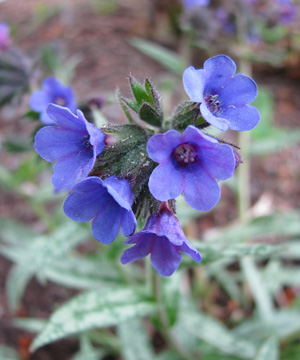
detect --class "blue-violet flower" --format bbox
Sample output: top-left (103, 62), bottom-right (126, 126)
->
top-left (183, 0), bottom-right (210, 9)
top-left (147, 125), bottom-right (236, 211)
top-left (0, 23), bottom-right (10, 50)
top-left (34, 104), bottom-right (105, 191)
top-left (183, 54), bottom-right (260, 131)
top-left (121, 207), bottom-right (201, 276)
top-left (30, 77), bottom-right (77, 125)
top-left (63, 176), bottom-right (137, 244)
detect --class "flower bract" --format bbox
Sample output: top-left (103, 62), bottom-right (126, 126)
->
top-left (183, 54), bottom-right (260, 131)
top-left (30, 77), bottom-right (77, 125)
top-left (63, 176), bottom-right (137, 244)
top-left (34, 104), bottom-right (105, 191)
top-left (121, 209), bottom-right (201, 276)
top-left (147, 125), bottom-right (236, 211)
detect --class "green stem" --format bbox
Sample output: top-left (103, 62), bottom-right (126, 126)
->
top-left (153, 273), bottom-right (193, 360)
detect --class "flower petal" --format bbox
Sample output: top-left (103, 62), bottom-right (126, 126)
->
top-left (151, 237), bottom-right (182, 276)
top-left (47, 104), bottom-right (85, 131)
top-left (52, 149), bottom-right (95, 191)
top-left (34, 126), bottom-right (85, 162)
top-left (204, 55), bottom-right (236, 88)
top-left (91, 200), bottom-right (122, 244)
top-left (148, 161), bottom-right (184, 201)
top-left (63, 178), bottom-right (107, 222)
top-left (183, 165), bottom-right (220, 211)
top-left (218, 73), bottom-right (258, 106)
top-left (179, 240), bottom-right (202, 263)
top-left (183, 66), bottom-right (205, 103)
top-left (198, 143), bottom-right (236, 181)
top-left (104, 176), bottom-right (134, 210)
top-left (147, 130), bottom-right (182, 163)
top-left (120, 234), bottom-right (153, 264)
top-left (121, 209), bottom-right (137, 237)
top-left (30, 90), bottom-right (51, 112)
top-left (221, 104), bottom-right (261, 131)
top-left (200, 102), bottom-right (229, 131)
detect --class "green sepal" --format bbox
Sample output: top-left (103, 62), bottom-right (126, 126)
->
top-left (139, 102), bottom-right (163, 127)
top-left (130, 76), bottom-right (155, 108)
top-left (122, 97), bottom-right (140, 113)
top-left (171, 101), bottom-right (209, 131)
top-left (116, 90), bottom-right (134, 123)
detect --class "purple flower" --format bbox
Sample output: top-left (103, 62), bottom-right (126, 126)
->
top-left (30, 77), bottom-right (77, 125)
top-left (183, 54), bottom-right (260, 131)
top-left (0, 23), bottom-right (11, 50)
top-left (34, 104), bottom-right (105, 191)
top-left (63, 176), bottom-right (136, 244)
top-left (121, 208), bottom-right (201, 276)
top-left (147, 125), bottom-right (236, 211)
top-left (183, 0), bottom-right (210, 9)
top-left (278, 3), bottom-right (297, 24)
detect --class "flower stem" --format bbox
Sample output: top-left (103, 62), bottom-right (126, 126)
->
top-left (153, 273), bottom-right (193, 360)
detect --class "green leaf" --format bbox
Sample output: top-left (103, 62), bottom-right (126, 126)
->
top-left (233, 309), bottom-right (300, 341)
top-left (6, 265), bottom-right (32, 312)
top-left (162, 271), bottom-right (182, 326)
top-left (191, 242), bottom-right (283, 264)
top-left (118, 318), bottom-right (155, 360)
top-left (251, 128), bottom-right (300, 156)
top-left (31, 288), bottom-right (157, 351)
top-left (14, 318), bottom-right (47, 333)
top-left (129, 38), bottom-right (185, 76)
top-left (180, 311), bottom-right (257, 359)
top-left (0, 221), bottom-right (90, 275)
top-left (255, 337), bottom-right (278, 360)
top-left (0, 345), bottom-right (21, 360)
top-left (209, 211), bottom-right (300, 244)
top-left (241, 257), bottom-right (274, 324)
top-left (72, 335), bottom-right (103, 360)
top-left (0, 218), bottom-right (37, 245)
top-left (43, 256), bottom-right (121, 290)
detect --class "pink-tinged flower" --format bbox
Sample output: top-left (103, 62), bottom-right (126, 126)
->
top-left (34, 104), bottom-right (105, 191)
top-left (147, 125), bottom-right (236, 211)
top-left (183, 54), bottom-right (260, 131)
top-left (0, 23), bottom-right (11, 50)
top-left (121, 207), bottom-right (201, 276)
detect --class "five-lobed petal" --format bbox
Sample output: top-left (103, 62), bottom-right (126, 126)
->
top-left (63, 176), bottom-right (137, 244)
top-left (121, 210), bottom-right (201, 276)
top-left (34, 104), bottom-right (105, 191)
top-left (183, 54), bottom-right (260, 131)
top-left (147, 125), bottom-right (236, 211)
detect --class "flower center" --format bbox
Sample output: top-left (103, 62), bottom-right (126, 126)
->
top-left (54, 96), bottom-right (67, 107)
top-left (83, 135), bottom-right (92, 148)
top-left (173, 143), bottom-right (196, 165)
top-left (205, 94), bottom-right (221, 114)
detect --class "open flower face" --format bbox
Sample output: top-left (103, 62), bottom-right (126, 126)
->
top-left (183, 55), bottom-right (260, 131)
top-left (147, 125), bottom-right (236, 211)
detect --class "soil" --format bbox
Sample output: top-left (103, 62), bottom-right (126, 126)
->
top-left (0, 1), bottom-right (299, 359)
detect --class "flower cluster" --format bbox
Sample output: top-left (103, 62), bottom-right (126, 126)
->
top-left (33, 54), bottom-right (260, 276)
